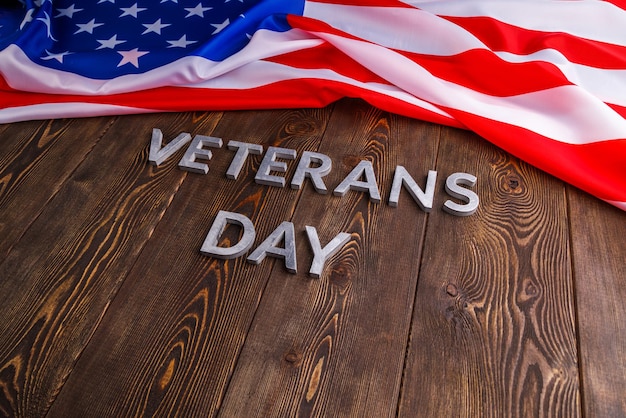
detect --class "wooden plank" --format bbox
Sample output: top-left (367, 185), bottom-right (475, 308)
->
top-left (398, 128), bottom-right (580, 417)
top-left (218, 99), bottom-right (440, 416)
top-left (568, 188), bottom-right (626, 417)
top-left (0, 121), bottom-right (14, 137)
top-left (0, 111), bottom-right (223, 418)
top-left (0, 117), bottom-right (113, 260)
top-left (46, 107), bottom-right (333, 417)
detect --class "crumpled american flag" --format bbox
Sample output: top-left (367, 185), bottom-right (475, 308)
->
top-left (1, 0), bottom-right (625, 210)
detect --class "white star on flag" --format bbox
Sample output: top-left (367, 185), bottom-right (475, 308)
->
top-left (97, 34), bottom-right (125, 49)
top-left (75, 18), bottom-right (103, 34)
top-left (55, 4), bottom-right (83, 19)
top-left (19, 9), bottom-right (34, 30)
top-left (211, 18), bottom-right (229, 34)
top-left (142, 19), bottom-right (170, 35)
top-left (167, 35), bottom-right (196, 48)
top-left (184, 4), bottom-right (212, 18)
top-left (41, 50), bottom-right (71, 63)
top-left (36, 11), bottom-right (56, 40)
top-left (120, 4), bottom-right (147, 18)
top-left (117, 48), bottom-right (148, 68)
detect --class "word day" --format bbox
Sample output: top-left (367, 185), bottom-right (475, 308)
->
top-left (202, 210), bottom-right (350, 278)
top-left (148, 129), bottom-right (480, 216)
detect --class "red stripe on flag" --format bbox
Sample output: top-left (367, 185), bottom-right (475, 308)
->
top-left (0, 75), bottom-right (460, 128)
top-left (608, 102), bottom-right (626, 119)
top-left (266, 43), bottom-right (389, 85)
top-left (442, 15), bottom-right (626, 69)
top-left (401, 49), bottom-right (571, 97)
top-left (440, 105), bottom-right (626, 202)
top-left (602, 0), bottom-right (626, 11)
top-left (288, 14), bottom-right (572, 97)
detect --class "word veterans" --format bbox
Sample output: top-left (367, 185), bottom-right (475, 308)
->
top-left (148, 129), bottom-right (480, 276)
top-left (148, 129), bottom-right (480, 216)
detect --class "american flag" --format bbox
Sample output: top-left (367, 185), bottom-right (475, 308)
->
top-left (1, 0), bottom-right (625, 210)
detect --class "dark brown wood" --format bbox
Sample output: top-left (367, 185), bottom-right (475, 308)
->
top-left (46, 107), bottom-right (333, 417)
top-left (568, 187), bottom-right (626, 417)
top-left (0, 121), bottom-right (15, 138)
top-left (0, 102), bottom-right (623, 418)
top-left (0, 111), bottom-right (223, 417)
top-left (218, 99), bottom-right (440, 417)
top-left (0, 117), bottom-right (112, 260)
top-left (398, 127), bottom-right (580, 417)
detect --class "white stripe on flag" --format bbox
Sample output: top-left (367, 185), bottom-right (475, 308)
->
top-left (0, 103), bottom-right (151, 123)
top-left (314, 29), bottom-right (626, 144)
top-left (403, 0), bottom-right (626, 46)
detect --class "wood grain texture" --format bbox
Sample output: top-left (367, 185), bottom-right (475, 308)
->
top-left (0, 112), bottom-right (223, 418)
top-left (47, 107), bottom-right (333, 417)
top-left (218, 99), bottom-right (440, 417)
top-left (0, 122), bottom-right (11, 136)
top-left (567, 187), bottom-right (626, 417)
top-left (0, 102), bottom-right (623, 418)
top-left (0, 118), bottom-right (113, 260)
top-left (398, 127), bottom-right (580, 417)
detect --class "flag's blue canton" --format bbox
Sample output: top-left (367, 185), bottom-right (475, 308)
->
top-left (2, 0), bottom-right (304, 79)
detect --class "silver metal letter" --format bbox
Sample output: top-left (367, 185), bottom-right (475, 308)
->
top-left (200, 211), bottom-right (256, 259)
top-left (148, 128), bottom-right (192, 166)
top-left (247, 221), bottom-right (297, 273)
top-left (178, 135), bottom-right (223, 174)
top-left (305, 226), bottom-right (351, 278)
top-left (290, 151), bottom-right (332, 194)
top-left (443, 172), bottom-right (479, 216)
top-left (389, 166), bottom-right (436, 212)
top-left (333, 160), bottom-right (381, 203)
top-left (255, 146), bottom-right (297, 187)
top-left (226, 141), bottom-right (263, 180)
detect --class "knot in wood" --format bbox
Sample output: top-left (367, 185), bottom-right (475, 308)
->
top-left (342, 155), bottom-right (362, 169)
top-left (518, 277), bottom-right (541, 304)
top-left (329, 265), bottom-right (351, 290)
top-left (445, 283), bottom-right (459, 297)
top-left (284, 350), bottom-right (302, 366)
top-left (501, 172), bottom-right (524, 195)
top-left (525, 282), bottom-right (538, 297)
top-left (285, 120), bottom-right (317, 135)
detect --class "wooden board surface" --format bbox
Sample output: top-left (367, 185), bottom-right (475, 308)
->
top-left (0, 99), bottom-right (624, 417)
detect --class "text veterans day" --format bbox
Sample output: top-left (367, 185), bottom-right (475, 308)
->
top-left (148, 129), bottom-right (479, 276)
